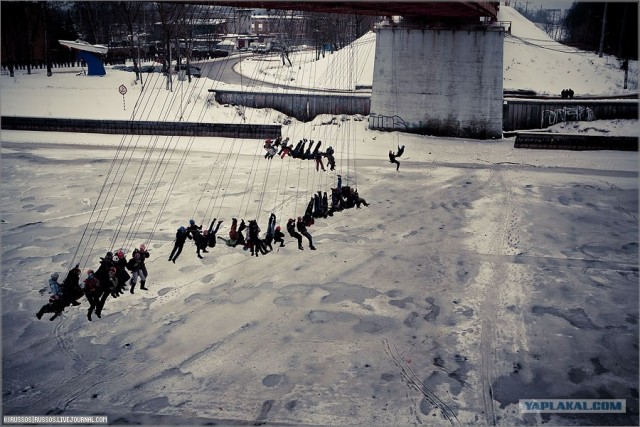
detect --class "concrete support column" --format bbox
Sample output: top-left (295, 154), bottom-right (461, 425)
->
top-left (369, 25), bottom-right (504, 139)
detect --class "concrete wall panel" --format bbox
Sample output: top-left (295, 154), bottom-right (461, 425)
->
top-left (369, 26), bottom-right (504, 139)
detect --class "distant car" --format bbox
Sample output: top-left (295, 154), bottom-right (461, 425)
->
top-left (178, 64), bottom-right (201, 77)
top-left (210, 49), bottom-right (229, 58)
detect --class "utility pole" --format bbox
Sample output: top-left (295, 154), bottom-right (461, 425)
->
top-left (598, 2), bottom-right (607, 58)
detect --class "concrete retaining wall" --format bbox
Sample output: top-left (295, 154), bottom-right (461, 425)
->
top-left (514, 131), bottom-right (638, 151)
top-left (1, 116), bottom-right (281, 139)
top-left (503, 99), bottom-right (638, 131)
top-left (369, 25), bottom-right (505, 139)
top-left (212, 89), bottom-right (370, 122)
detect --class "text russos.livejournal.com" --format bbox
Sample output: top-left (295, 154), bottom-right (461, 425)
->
top-left (3, 415), bottom-right (108, 424)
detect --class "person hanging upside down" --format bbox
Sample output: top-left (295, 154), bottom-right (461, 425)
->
top-left (205, 218), bottom-right (223, 248)
top-left (395, 145), bottom-right (405, 158)
top-left (389, 150), bottom-right (400, 171)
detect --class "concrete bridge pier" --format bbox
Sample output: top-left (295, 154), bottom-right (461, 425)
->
top-left (369, 24), bottom-right (505, 139)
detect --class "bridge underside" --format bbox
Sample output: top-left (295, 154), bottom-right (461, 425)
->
top-left (204, 1), bottom-right (499, 20)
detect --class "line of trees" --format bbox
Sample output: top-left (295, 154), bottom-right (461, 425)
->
top-left (512, 1), bottom-right (637, 60)
top-left (1, 1), bottom-right (377, 79)
top-left (563, 2), bottom-right (637, 60)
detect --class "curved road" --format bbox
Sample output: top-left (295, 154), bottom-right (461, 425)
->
top-left (198, 53), bottom-right (281, 89)
top-left (197, 52), bottom-right (370, 93)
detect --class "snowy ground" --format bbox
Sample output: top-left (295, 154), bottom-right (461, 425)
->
top-left (1, 4), bottom-right (638, 427)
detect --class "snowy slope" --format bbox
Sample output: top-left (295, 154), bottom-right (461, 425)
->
top-left (499, 5), bottom-right (637, 94)
top-left (235, 6), bottom-right (637, 95)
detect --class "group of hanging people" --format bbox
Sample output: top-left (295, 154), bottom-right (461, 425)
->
top-left (167, 174), bottom-right (369, 261)
top-left (265, 135), bottom-right (404, 173)
top-left (36, 136), bottom-right (398, 322)
top-left (168, 213), bottom-right (311, 260)
top-left (36, 245), bottom-right (151, 322)
top-left (263, 136), bottom-right (337, 172)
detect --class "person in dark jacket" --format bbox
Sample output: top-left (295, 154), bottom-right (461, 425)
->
top-left (186, 219), bottom-right (208, 258)
top-left (61, 265), bottom-right (83, 307)
top-left (286, 218), bottom-right (304, 250)
top-left (192, 229), bottom-right (208, 259)
top-left (322, 191), bottom-right (329, 217)
top-left (205, 219), bottom-right (223, 248)
top-left (314, 152), bottom-right (325, 171)
top-left (389, 150), bottom-right (400, 171)
top-left (95, 267), bottom-right (118, 317)
top-left (95, 251), bottom-right (114, 288)
top-left (169, 226), bottom-right (191, 263)
top-left (83, 269), bottom-right (102, 321)
top-left (313, 192), bottom-right (323, 218)
top-left (186, 219), bottom-right (203, 238)
top-left (324, 146), bottom-right (336, 170)
top-left (274, 225), bottom-right (286, 248)
top-left (395, 145), bottom-right (405, 158)
top-left (353, 188), bottom-right (370, 208)
top-left (127, 246), bottom-right (150, 293)
top-left (113, 251), bottom-right (130, 295)
top-left (296, 216), bottom-right (316, 250)
top-left (36, 294), bottom-right (67, 321)
top-left (247, 219), bottom-right (268, 257)
top-left (263, 213), bottom-right (277, 251)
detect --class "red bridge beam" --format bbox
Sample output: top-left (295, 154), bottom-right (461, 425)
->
top-left (199, 1), bottom-right (499, 19)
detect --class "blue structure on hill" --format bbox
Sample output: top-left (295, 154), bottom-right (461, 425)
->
top-left (77, 51), bottom-right (106, 76)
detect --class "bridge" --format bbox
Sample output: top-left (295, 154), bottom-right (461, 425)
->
top-left (207, 1), bottom-right (505, 139)
top-left (211, 1), bottom-right (499, 20)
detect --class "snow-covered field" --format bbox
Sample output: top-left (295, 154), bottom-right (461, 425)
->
top-left (1, 5), bottom-right (638, 426)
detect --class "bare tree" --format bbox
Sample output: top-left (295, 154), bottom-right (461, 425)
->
top-left (155, 2), bottom-right (189, 90)
top-left (116, 1), bottom-right (144, 81)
